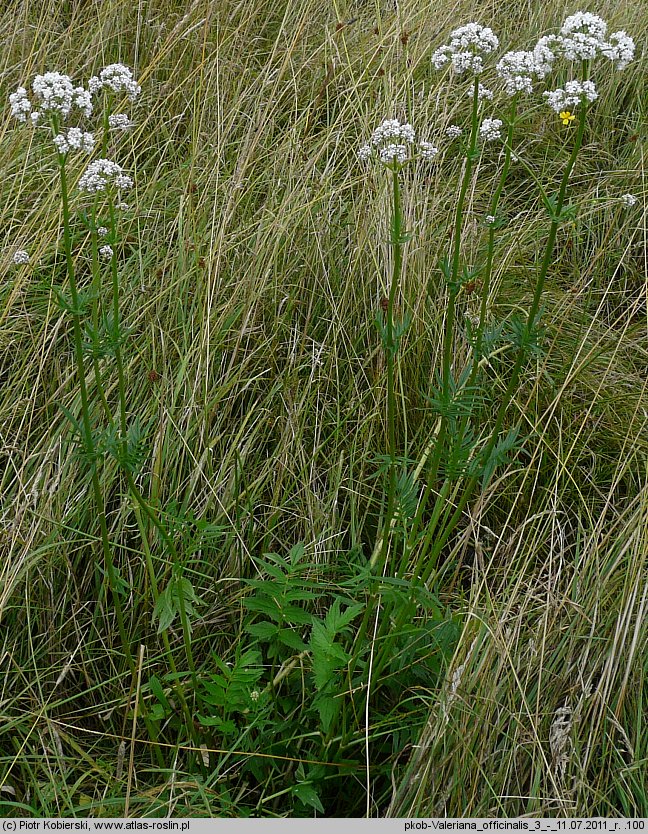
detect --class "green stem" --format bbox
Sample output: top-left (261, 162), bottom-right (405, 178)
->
top-left (371, 164), bottom-right (404, 573)
top-left (407, 97), bottom-right (591, 598)
top-left (472, 95), bottom-right (518, 372)
top-left (106, 197), bottom-right (198, 691)
top-left (346, 159), bottom-right (406, 715)
top-left (374, 88), bottom-right (590, 689)
top-left (397, 76), bottom-right (481, 580)
top-left (90, 200), bottom-right (112, 421)
top-left (57, 152), bottom-right (134, 675)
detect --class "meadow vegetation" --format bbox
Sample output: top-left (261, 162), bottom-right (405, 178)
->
top-left (0, 0), bottom-right (647, 818)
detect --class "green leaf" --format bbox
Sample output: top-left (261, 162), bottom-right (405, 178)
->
top-left (148, 676), bottom-right (171, 713)
top-left (293, 783), bottom-right (325, 814)
top-left (278, 628), bottom-right (308, 651)
top-left (246, 622), bottom-right (279, 640)
top-left (153, 584), bottom-right (177, 633)
top-left (58, 403), bottom-right (84, 441)
top-left (281, 604), bottom-right (314, 625)
top-left (314, 694), bottom-right (339, 734)
top-left (288, 542), bottom-right (306, 565)
top-left (243, 596), bottom-right (282, 619)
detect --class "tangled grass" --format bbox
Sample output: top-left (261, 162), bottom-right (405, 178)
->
top-left (1, 0), bottom-right (647, 818)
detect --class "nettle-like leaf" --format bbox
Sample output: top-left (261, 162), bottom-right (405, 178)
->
top-left (153, 575), bottom-right (203, 634)
top-left (293, 764), bottom-right (326, 814)
top-left (313, 693), bottom-right (339, 735)
top-left (243, 544), bottom-right (317, 659)
top-left (199, 648), bottom-right (264, 720)
top-left (309, 600), bottom-right (360, 692)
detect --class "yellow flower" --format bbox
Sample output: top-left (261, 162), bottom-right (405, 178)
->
top-left (560, 110), bottom-right (576, 126)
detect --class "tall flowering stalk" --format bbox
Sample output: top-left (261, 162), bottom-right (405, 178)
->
top-left (410, 15), bottom-right (635, 594)
top-left (349, 121), bottom-right (438, 684)
top-left (8, 69), bottom-right (201, 742)
top-left (9, 73), bottom-right (135, 672)
top-left (358, 13), bottom-right (637, 689)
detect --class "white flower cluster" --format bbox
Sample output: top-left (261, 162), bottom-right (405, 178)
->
top-left (446, 125), bottom-right (463, 139)
top-left (477, 83), bottom-right (494, 101)
top-left (53, 127), bottom-right (94, 154)
top-left (108, 113), bottom-right (133, 131)
top-left (359, 118), bottom-right (416, 164)
top-left (496, 51), bottom-right (548, 96)
top-left (371, 119), bottom-right (416, 145)
top-left (97, 226), bottom-right (109, 237)
top-left (10, 73), bottom-right (92, 124)
top-left (543, 79), bottom-right (598, 113)
top-left (99, 244), bottom-right (114, 259)
top-left (620, 193), bottom-right (637, 208)
top-left (533, 36), bottom-right (560, 77)
top-left (432, 22), bottom-right (499, 76)
top-left (419, 141), bottom-right (439, 160)
top-left (13, 250), bottom-right (30, 264)
top-left (485, 215), bottom-right (496, 225)
top-left (479, 118), bottom-right (502, 142)
top-left (600, 31), bottom-right (636, 71)
top-left (559, 11), bottom-right (609, 60)
top-left (538, 12), bottom-right (636, 70)
top-left (78, 158), bottom-right (133, 194)
top-left (562, 12), bottom-right (608, 41)
top-left (88, 64), bottom-right (141, 100)
top-left (9, 87), bottom-right (31, 122)
top-left (380, 144), bottom-right (408, 163)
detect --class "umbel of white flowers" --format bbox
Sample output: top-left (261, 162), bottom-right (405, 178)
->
top-left (430, 13), bottom-right (635, 99)
top-left (9, 72), bottom-right (92, 124)
top-left (358, 119), bottom-right (438, 165)
top-left (88, 64), bottom-right (141, 100)
top-left (431, 23), bottom-right (500, 75)
top-left (78, 159), bottom-right (133, 194)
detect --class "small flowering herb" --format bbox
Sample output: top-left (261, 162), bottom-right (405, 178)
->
top-left (544, 80), bottom-right (598, 114)
top-left (418, 141), bottom-right (439, 160)
top-left (78, 159), bottom-right (133, 194)
top-left (479, 118), bottom-right (503, 142)
top-left (12, 250), bottom-right (30, 264)
top-left (108, 113), bottom-right (134, 131)
top-left (99, 244), bottom-right (114, 260)
top-left (601, 31), bottom-right (636, 70)
top-left (431, 22), bottom-right (499, 76)
top-left (357, 142), bottom-right (372, 162)
top-left (620, 193), bottom-right (637, 208)
top-left (89, 64), bottom-right (141, 100)
top-left (380, 143), bottom-right (408, 164)
top-left (53, 127), bottom-right (95, 154)
top-left (496, 50), bottom-right (548, 95)
top-left (97, 226), bottom-right (109, 237)
top-left (9, 88), bottom-right (31, 122)
top-left (473, 84), bottom-right (494, 102)
top-left (359, 119), bottom-right (444, 167)
top-left (533, 36), bottom-right (560, 76)
top-left (446, 125), bottom-right (463, 139)
top-left (559, 110), bottom-right (576, 126)
top-left (10, 73), bottom-right (92, 124)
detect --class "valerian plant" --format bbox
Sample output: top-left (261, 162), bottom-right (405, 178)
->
top-left (7, 67), bottom-right (202, 748)
top-left (356, 12), bottom-right (637, 695)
